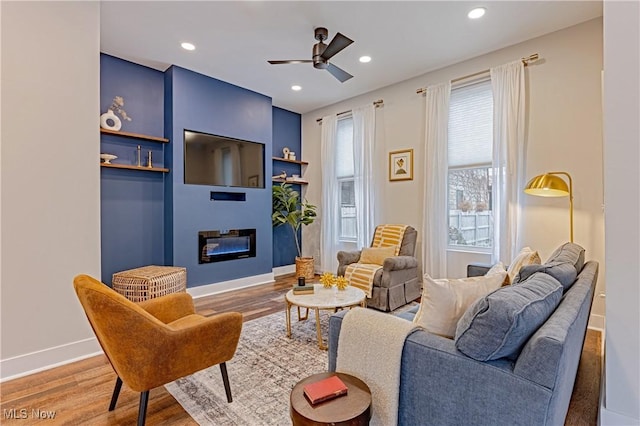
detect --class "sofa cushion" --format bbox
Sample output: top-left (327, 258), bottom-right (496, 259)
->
top-left (515, 261), bottom-right (578, 290)
top-left (506, 247), bottom-right (541, 284)
top-left (454, 272), bottom-right (563, 361)
top-left (546, 242), bottom-right (585, 273)
top-left (414, 264), bottom-right (507, 338)
top-left (359, 246), bottom-right (398, 266)
top-left (397, 304), bottom-right (420, 321)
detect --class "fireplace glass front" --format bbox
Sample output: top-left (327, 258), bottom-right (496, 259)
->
top-left (198, 229), bottom-right (256, 264)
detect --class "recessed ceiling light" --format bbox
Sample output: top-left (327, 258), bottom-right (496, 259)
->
top-left (291, 85), bottom-right (302, 91)
top-left (468, 7), bottom-right (486, 19)
top-left (359, 56), bottom-right (372, 63)
top-left (181, 42), bottom-right (196, 51)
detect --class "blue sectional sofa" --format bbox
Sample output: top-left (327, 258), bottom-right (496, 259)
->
top-left (328, 245), bottom-right (598, 425)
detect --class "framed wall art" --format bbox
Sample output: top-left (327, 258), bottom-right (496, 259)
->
top-left (389, 149), bottom-right (414, 181)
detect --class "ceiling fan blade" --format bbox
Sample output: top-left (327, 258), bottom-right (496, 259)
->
top-left (320, 32), bottom-right (354, 60)
top-left (326, 63), bottom-right (353, 83)
top-left (268, 60), bottom-right (313, 65)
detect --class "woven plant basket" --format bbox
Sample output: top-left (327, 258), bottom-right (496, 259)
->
top-left (295, 256), bottom-right (315, 280)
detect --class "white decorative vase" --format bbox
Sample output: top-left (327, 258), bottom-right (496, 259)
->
top-left (100, 109), bottom-right (122, 131)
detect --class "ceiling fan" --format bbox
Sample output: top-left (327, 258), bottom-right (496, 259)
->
top-left (268, 27), bottom-right (355, 83)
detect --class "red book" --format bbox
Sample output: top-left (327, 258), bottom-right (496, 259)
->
top-left (303, 375), bottom-right (348, 405)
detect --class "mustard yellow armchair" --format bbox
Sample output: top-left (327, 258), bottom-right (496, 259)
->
top-left (73, 274), bottom-right (243, 426)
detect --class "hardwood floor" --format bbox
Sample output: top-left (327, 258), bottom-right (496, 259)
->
top-left (0, 274), bottom-right (601, 425)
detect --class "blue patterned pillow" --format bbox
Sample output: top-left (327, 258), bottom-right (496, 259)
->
top-left (454, 272), bottom-right (563, 361)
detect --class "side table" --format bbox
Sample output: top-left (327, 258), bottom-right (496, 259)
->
top-left (285, 284), bottom-right (366, 350)
top-left (290, 372), bottom-right (371, 426)
top-left (112, 265), bottom-right (186, 302)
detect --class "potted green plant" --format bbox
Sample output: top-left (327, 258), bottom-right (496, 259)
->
top-left (272, 182), bottom-right (317, 279)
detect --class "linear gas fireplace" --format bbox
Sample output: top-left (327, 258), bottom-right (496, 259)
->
top-left (198, 229), bottom-right (256, 264)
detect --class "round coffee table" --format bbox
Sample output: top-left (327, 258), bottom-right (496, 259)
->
top-left (285, 284), bottom-right (366, 350)
top-left (290, 372), bottom-right (371, 426)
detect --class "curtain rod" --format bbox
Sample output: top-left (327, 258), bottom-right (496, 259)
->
top-left (316, 99), bottom-right (384, 124)
top-left (416, 53), bottom-right (540, 95)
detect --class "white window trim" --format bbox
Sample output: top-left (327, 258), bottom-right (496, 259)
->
top-left (337, 176), bottom-right (357, 243)
top-left (336, 115), bottom-right (357, 244)
top-left (447, 77), bottom-right (494, 252)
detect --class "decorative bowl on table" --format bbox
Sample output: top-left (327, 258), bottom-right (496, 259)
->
top-left (100, 153), bottom-right (118, 164)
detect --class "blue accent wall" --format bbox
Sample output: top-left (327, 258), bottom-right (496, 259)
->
top-left (272, 107), bottom-right (303, 267)
top-left (165, 66), bottom-right (273, 287)
top-left (100, 54), bottom-right (164, 136)
top-left (100, 54), bottom-right (166, 284)
top-left (163, 67), bottom-right (175, 266)
top-left (100, 57), bottom-right (302, 287)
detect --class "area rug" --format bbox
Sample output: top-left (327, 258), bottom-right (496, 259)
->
top-left (165, 303), bottom-right (418, 425)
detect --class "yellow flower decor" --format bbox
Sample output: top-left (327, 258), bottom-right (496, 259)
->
top-left (319, 272), bottom-right (336, 288)
top-left (335, 275), bottom-right (349, 291)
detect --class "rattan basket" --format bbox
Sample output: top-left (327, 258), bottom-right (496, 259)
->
top-left (112, 265), bottom-right (186, 302)
top-left (295, 257), bottom-right (315, 280)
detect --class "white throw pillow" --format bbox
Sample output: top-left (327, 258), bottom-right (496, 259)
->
top-left (507, 247), bottom-right (541, 284)
top-left (414, 264), bottom-right (507, 338)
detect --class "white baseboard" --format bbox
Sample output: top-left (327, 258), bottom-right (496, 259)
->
top-left (0, 337), bottom-right (102, 383)
top-left (598, 343), bottom-right (639, 426)
top-left (187, 272), bottom-right (275, 299)
top-left (589, 314), bottom-right (605, 332)
top-left (272, 264), bottom-right (295, 277)
top-left (599, 406), bottom-right (640, 425)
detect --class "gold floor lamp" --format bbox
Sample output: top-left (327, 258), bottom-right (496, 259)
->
top-left (524, 171), bottom-right (574, 242)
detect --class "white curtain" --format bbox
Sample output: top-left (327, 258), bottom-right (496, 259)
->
top-left (352, 104), bottom-right (378, 249)
top-left (320, 114), bottom-right (339, 273)
top-left (422, 82), bottom-right (451, 279)
top-left (491, 60), bottom-right (526, 263)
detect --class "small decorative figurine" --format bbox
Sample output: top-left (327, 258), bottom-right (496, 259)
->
top-left (319, 272), bottom-right (336, 289)
top-left (100, 96), bottom-right (132, 131)
top-left (109, 96), bottom-right (132, 123)
top-left (335, 276), bottom-right (349, 291)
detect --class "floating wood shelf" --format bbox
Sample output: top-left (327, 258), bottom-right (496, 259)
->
top-left (272, 178), bottom-right (308, 185)
top-left (272, 157), bottom-right (308, 166)
top-left (100, 163), bottom-right (169, 173)
top-left (100, 128), bottom-right (169, 143)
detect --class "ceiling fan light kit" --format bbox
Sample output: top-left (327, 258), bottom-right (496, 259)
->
top-left (268, 27), bottom-right (355, 82)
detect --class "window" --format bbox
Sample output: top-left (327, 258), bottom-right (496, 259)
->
top-left (336, 117), bottom-right (356, 241)
top-left (448, 79), bottom-right (494, 249)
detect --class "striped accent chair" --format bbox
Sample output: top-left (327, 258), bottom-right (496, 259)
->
top-left (337, 225), bottom-right (420, 311)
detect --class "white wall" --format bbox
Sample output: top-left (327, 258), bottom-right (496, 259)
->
top-left (302, 19), bottom-right (605, 320)
top-left (602, 1), bottom-right (640, 423)
top-left (0, 2), bottom-right (102, 380)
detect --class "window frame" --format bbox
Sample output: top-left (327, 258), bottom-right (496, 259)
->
top-left (447, 164), bottom-right (493, 253)
top-left (335, 115), bottom-right (357, 244)
top-left (337, 176), bottom-right (357, 243)
top-left (446, 77), bottom-right (494, 253)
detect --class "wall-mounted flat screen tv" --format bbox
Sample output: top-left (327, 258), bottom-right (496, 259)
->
top-left (184, 129), bottom-right (265, 188)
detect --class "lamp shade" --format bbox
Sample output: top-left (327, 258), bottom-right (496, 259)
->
top-left (524, 171), bottom-right (574, 242)
top-left (524, 174), bottom-right (569, 197)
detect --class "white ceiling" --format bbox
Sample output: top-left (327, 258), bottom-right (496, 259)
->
top-left (100, 1), bottom-right (602, 114)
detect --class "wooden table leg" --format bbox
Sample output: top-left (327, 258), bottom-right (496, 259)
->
top-left (297, 306), bottom-right (309, 321)
top-left (315, 308), bottom-right (327, 350)
top-left (286, 300), bottom-right (292, 338)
